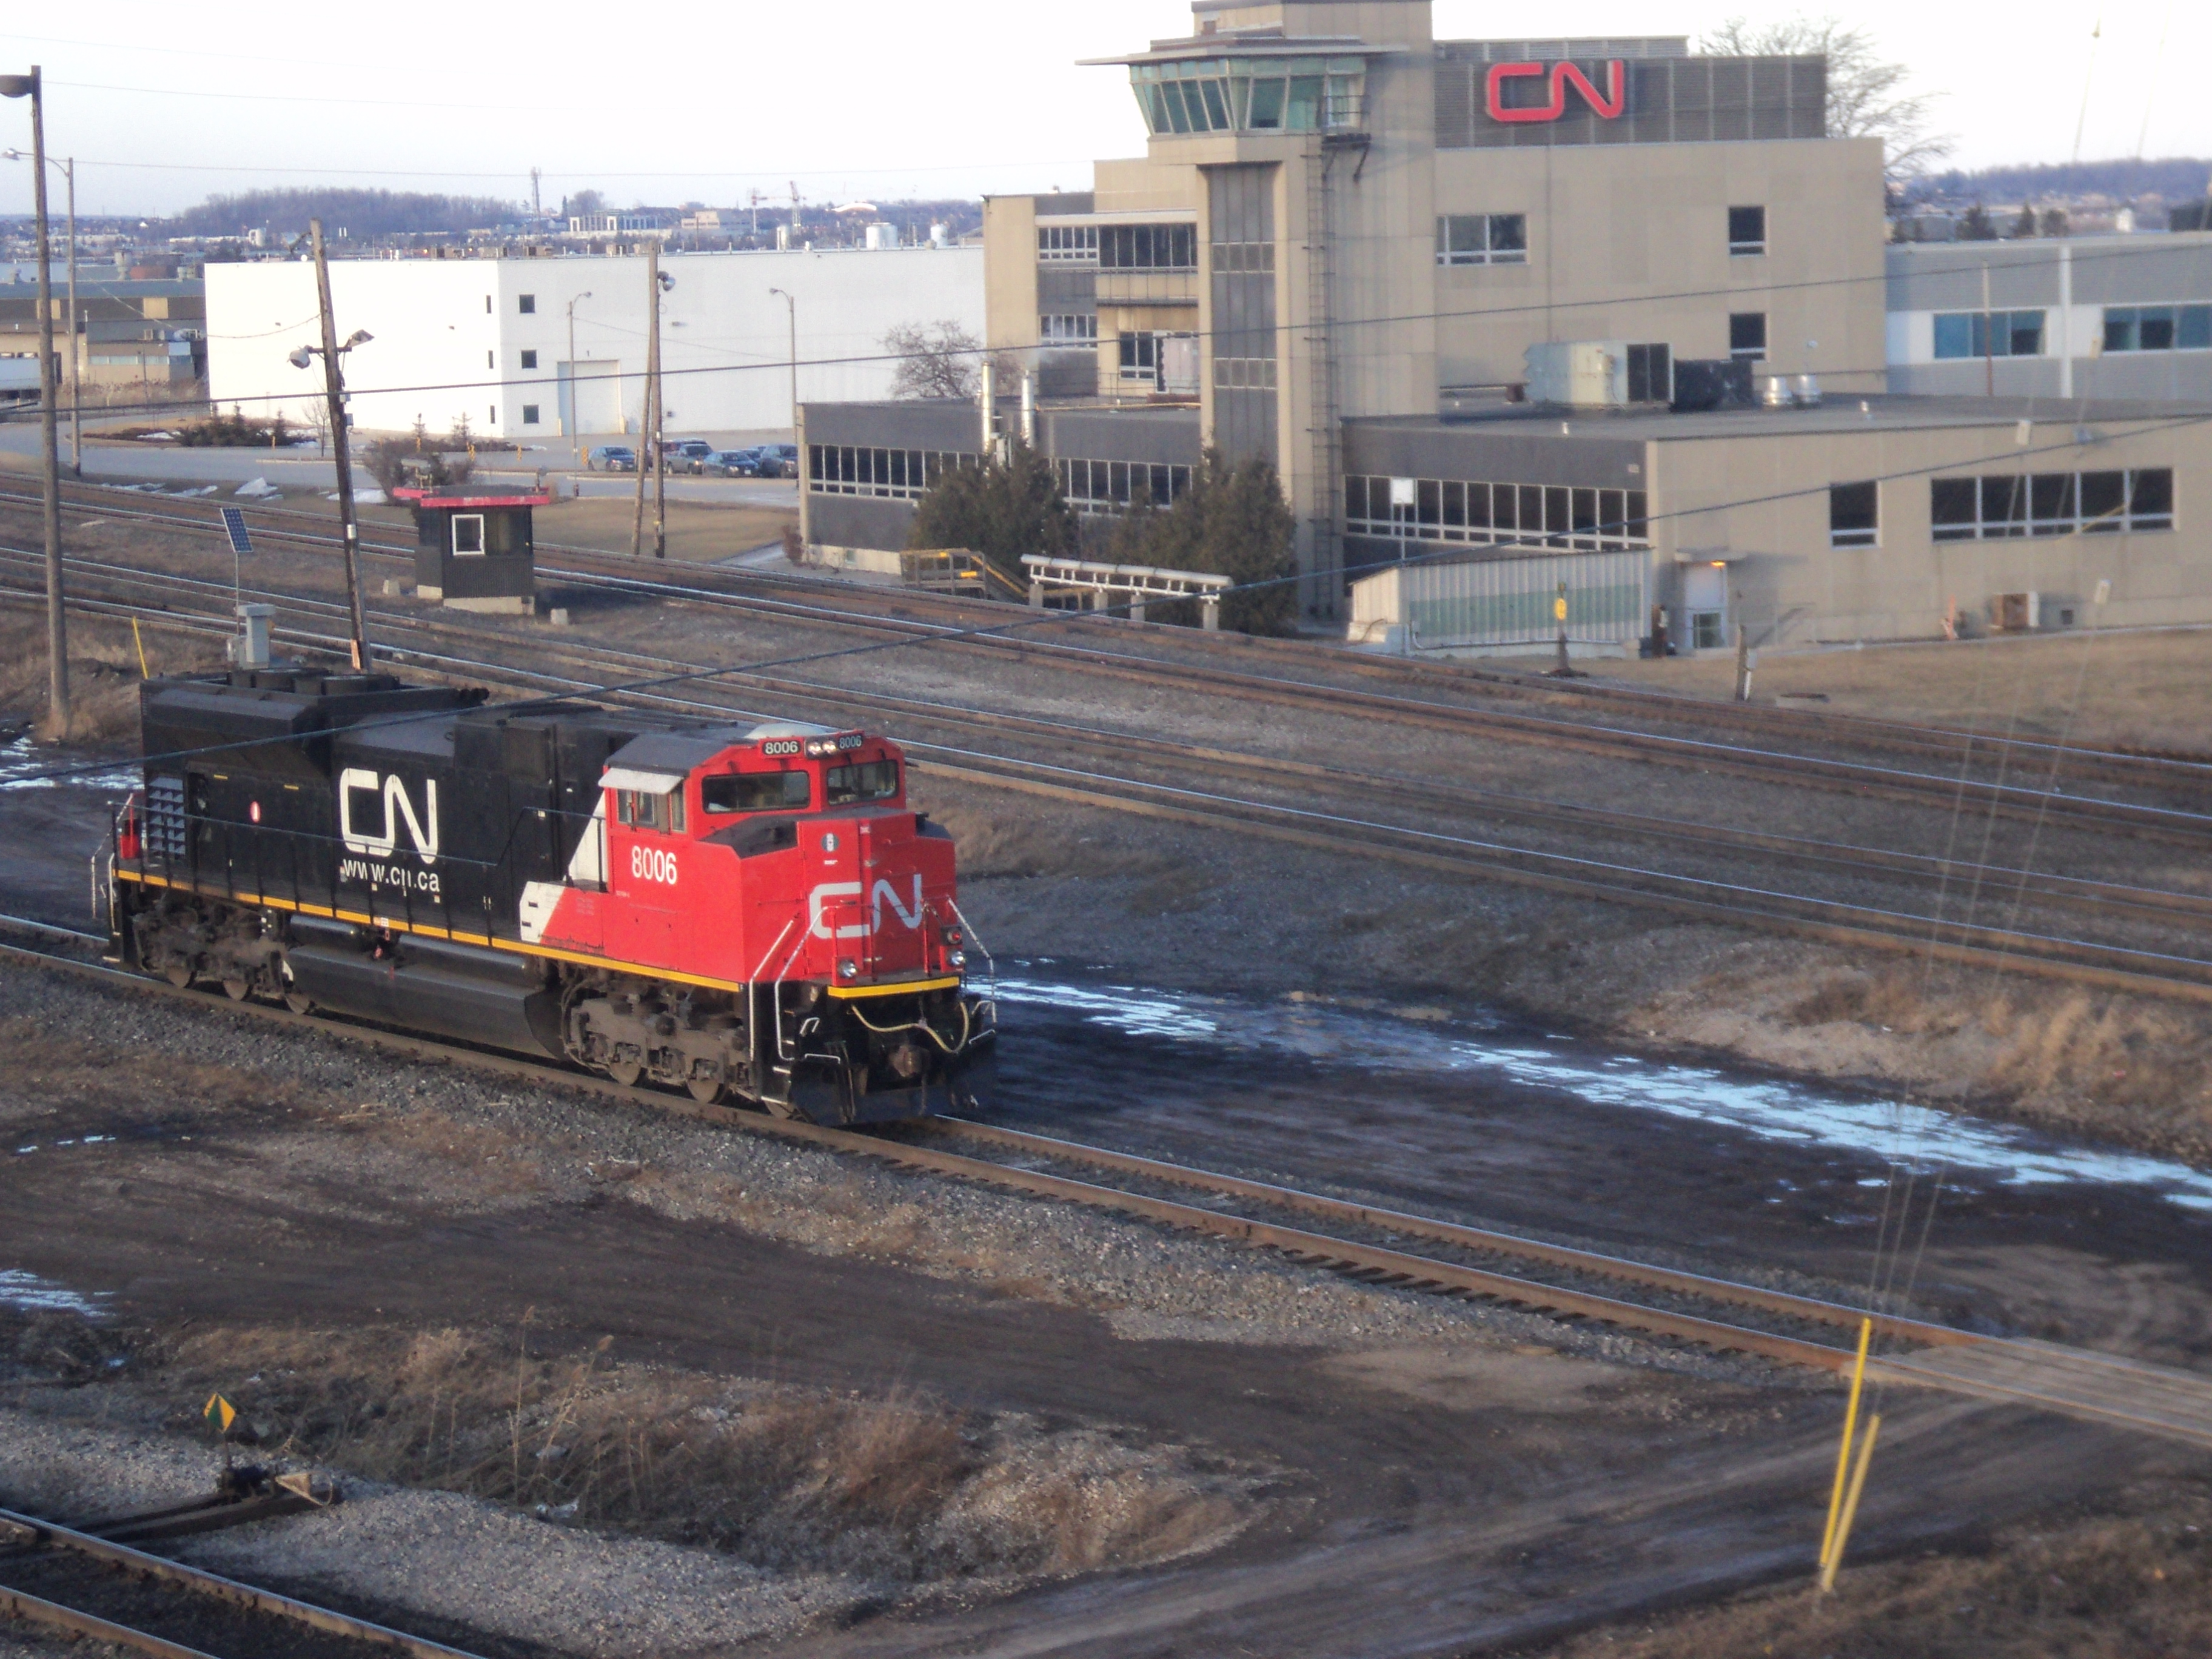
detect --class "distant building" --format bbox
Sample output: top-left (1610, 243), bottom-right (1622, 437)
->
top-left (1886, 232), bottom-right (2212, 400)
top-left (0, 276), bottom-right (205, 391)
top-left (204, 244), bottom-right (982, 441)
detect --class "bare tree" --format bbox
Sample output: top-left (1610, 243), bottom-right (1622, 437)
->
top-left (1702, 17), bottom-right (1953, 187)
top-left (883, 320), bottom-right (984, 400)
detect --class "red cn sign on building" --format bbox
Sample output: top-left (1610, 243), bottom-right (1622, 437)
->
top-left (1485, 60), bottom-right (1626, 123)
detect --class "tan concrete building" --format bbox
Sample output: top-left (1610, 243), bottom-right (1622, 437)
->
top-left (803, 2), bottom-right (2207, 650)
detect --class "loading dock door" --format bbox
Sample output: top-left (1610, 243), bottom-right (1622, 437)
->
top-left (559, 361), bottom-right (622, 437)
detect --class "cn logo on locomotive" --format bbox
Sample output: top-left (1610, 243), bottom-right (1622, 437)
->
top-left (807, 876), bottom-right (925, 941)
top-left (338, 769), bottom-right (441, 864)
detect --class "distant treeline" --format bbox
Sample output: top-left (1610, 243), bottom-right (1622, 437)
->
top-left (163, 189), bottom-right (523, 240)
top-left (1917, 157), bottom-right (2212, 204)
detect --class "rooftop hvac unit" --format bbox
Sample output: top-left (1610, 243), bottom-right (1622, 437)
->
top-left (1525, 341), bottom-right (1624, 407)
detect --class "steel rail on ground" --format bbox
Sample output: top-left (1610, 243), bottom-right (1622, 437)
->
top-left (15, 561), bottom-right (2212, 1009)
top-left (4, 921), bottom-right (2212, 1453)
top-left (7, 481), bottom-right (2212, 820)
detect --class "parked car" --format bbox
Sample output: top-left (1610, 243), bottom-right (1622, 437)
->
top-left (668, 438), bottom-right (716, 474)
top-left (702, 447), bottom-right (762, 477)
top-left (756, 443), bottom-right (799, 478)
top-left (586, 444), bottom-right (637, 472)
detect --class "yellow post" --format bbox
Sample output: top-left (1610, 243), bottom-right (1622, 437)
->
top-left (130, 615), bottom-right (149, 679)
top-left (1818, 1413), bottom-right (1882, 1593)
top-left (1820, 1317), bottom-right (1872, 1570)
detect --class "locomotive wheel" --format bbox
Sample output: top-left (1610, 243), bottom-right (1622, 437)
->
top-left (221, 977), bottom-right (250, 1002)
top-left (162, 964), bottom-right (192, 988)
top-left (608, 1061), bottom-right (643, 1088)
top-left (284, 992), bottom-right (314, 1015)
top-left (686, 1076), bottom-right (723, 1105)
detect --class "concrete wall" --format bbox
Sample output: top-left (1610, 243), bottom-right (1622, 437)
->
top-left (1647, 414), bottom-right (2211, 645)
top-left (209, 247), bottom-right (982, 444)
top-left (1886, 233), bottom-right (2212, 400)
top-left (1431, 136), bottom-right (1888, 392)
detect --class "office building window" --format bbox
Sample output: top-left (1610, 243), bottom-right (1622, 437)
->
top-left (1729, 312), bottom-right (1768, 360)
top-left (1039, 314), bottom-right (1098, 343)
top-left (1728, 205), bottom-right (1766, 255)
top-left (1435, 213), bottom-right (1527, 267)
top-left (518, 294), bottom-right (536, 314)
top-left (1934, 310), bottom-right (2046, 358)
top-left (2103, 304), bottom-right (2212, 352)
top-left (1213, 357), bottom-right (1276, 389)
top-left (520, 349), bottom-right (538, 369)
top-left (1037, 224), bottom-right (1099, 263)
top-left (1119, 331), bottom-right (1161, 382)
top-left (486, 350), bottom-right (495, 369)
top-left (1100, 224), bottom-right (1197, 270)
top-left (806, 445), bottom-right (982, 500)
top-left (1829, 481), bottom-right (1878, 547)
top-left (1212, 240), bottom-right (1275, 273)
top-left (521, 404), bottom-right (540, 425)
top-left (1058, 458), bottom-right (1193, 514)
top-left (488, 406), bottom-right (497, 424)
top-left (1343, 474), bottom-right (1649, 551)
top-left (1931, 468), bottom-right (2173, 540)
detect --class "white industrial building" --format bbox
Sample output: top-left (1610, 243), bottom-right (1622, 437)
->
top-left (206, 246), bottom-right (983, 443)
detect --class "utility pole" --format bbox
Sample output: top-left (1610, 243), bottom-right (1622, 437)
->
top-left (1, 67), bottom-right (67, 737)
top-left (631, 242), bottom-right (666, 558)
top-left (309, 219), bottom-right (372, 669)
top-left (769, 286), bottom-right (797, 444)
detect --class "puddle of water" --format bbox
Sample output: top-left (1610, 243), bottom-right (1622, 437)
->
top-left (0, 1269), bottom-right (110, 1317)
top-left (0, 734), bottom-right (138, 793)
top-left (996, 969), bottom-right (2212, 1213)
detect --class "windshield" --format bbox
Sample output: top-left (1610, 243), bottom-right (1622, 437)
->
top-left (825, 759), bottom-right (899, 805)
top-left (703, 770), bottom-right (811, 813)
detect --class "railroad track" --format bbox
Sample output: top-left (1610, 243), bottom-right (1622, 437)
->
top-left (17, 474), bottom-right (2212, 789)
top-left (10, 481), bottom-right (2212, 837)
top-left (4, 916), bottom-right (2211, 1454)
top-left (19, 550), bottom-right (2212, 1008)
top-left (0, 1503), bottom-right (486, 1659)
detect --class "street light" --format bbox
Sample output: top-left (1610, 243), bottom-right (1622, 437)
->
top-left (4, 147), bottom-right (75, 477)
top-left (565, 289), bottom-right (591, 469)
top-left (1, 66), bottom-right (67, 737)
top-left (768, 286), bottom-right (798, 448)
top-left (287, 220), bottom-right (374, 669)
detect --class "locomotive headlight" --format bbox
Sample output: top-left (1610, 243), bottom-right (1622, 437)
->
top-left (838, 958), bottom-right (858, 979)
top-left (949, 951), bottom-right (966, 969)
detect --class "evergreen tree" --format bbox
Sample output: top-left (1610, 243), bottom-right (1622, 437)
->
top-left (2009, 203), bottom-right (2039, 238)
top-left (905, 444), bottom-right (1079, 581)
top-left (1102, 448), bottom-right (1298, 635)
top-left (1957, 203), bottom-right (1999, 241)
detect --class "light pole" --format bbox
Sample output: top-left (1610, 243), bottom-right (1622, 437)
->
top-left (1, 67), bottom-right (66, 737)
top-left (565, 289), bottom-right (591, 471)
top-left (287, 218), bottom-right (374, 670)
top-left (630, 250), bottom-right (672, 558)
top-left (12, 149), bottom-right (76, 473)
top-left (769, 286), bottom-right (797, 446)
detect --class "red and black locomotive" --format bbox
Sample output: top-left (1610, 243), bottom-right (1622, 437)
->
top-left (105, 668), bottom-right (994, 1123)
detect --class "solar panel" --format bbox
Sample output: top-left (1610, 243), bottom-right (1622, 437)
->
top-left (218, 506), bottom-right (253, 555)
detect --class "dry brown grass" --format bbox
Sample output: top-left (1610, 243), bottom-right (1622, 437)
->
top-left (1521, 1480), bottom-right (2212, 1658)
top-left (148, 1323), bottom-right (1251, 1581)
top-left (0, 1016), bottom-right (289, 1122)
top-left (0, 604), bottom-right (224, 743)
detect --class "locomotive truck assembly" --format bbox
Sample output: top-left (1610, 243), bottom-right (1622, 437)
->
top-left (102, 667), bottom-right (995, 1123)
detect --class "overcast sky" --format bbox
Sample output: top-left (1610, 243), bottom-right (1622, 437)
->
top-left (0, 2), bottom-right (2200, 219)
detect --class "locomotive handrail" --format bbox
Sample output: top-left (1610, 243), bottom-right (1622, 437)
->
top-left (745, 916), bottom-right (797, 1070)
top-left (769, 918), bottom-right (814, 1065)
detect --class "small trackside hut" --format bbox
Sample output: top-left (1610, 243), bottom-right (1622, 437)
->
top-left (104, 669), bottom-right (995, 1124)
top-left (397, 488), bottom-right (544, 615)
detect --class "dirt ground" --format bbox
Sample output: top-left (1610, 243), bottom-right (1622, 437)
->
top-left (1557, 624), bottom-right (2212, 757)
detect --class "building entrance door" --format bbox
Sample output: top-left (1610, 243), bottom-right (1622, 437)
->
top-left (1682, 562), bottom-right (1728, 651)
top-left (559, 361), bottom-right (622, 439)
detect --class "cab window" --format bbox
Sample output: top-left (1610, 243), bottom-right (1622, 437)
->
top-left (703, 770), bottom-right (813, 814)
top-left (616, 788), bottom-right (685, 831)
top-left (825, 758), bottom-right (899, 805)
